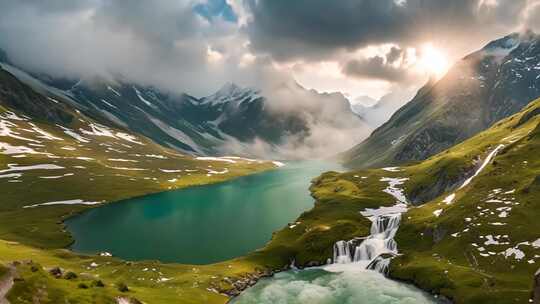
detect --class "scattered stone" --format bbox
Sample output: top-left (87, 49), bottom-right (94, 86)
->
top-left (49, 267), bottom-right (63, 278)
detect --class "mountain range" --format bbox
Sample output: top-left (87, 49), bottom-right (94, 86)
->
top-left (0, 54), bottom-right (368, 159)
top-left (344, 31), bottom-right (540, 168)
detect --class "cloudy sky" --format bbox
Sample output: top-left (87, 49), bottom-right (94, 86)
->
top-left (1, 0), bottom-right (539, 106)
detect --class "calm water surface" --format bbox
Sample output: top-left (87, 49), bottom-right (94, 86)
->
top-left (65, 161), bottom-right (344, 264)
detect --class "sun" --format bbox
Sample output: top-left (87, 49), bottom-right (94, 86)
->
top-left (418, 43), bottom-right (450, 78)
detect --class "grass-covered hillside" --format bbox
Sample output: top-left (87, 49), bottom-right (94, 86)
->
top-left (0, 64), bottom-right (278, 250)
top-left (0, 162), bottom-right (401, 304)
top-left (311, 98), bottom-right (540, 303)
top-left (390, 101), bottom-right (540, 303)
top-left (0, 65), bottom-right (283, 303)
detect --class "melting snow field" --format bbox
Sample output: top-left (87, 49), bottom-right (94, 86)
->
top-left (446, 185), bottom-right (540, 262)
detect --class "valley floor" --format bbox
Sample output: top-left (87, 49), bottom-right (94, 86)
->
top-left (1, 100), bottom-right (540, 303)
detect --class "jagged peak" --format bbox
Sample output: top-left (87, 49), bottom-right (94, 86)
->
top-left (216, 82), bottom-right (241, 95)
top-left (480, 30), bottom-right (539, 57)
top-left (201, 82), bottom-right (260, 106)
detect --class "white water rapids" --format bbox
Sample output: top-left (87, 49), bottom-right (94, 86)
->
top-left (332, 203), bottom-right (407, 274)
top-left (231, 176), bottom-right (440, 304)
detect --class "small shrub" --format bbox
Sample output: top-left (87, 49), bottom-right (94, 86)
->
top-left (64, 271), bottom-right (78, 280)
top-left (78, 283), bottom-right (89, 289)
top-left (92, 280), bottom-right (105, 287)
top-left (117, 282), bottom-right (129, 292)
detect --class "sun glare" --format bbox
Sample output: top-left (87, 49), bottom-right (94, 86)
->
top-left (418, 43), bottom-right (450, 78)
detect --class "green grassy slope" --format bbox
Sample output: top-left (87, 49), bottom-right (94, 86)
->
top-left (3, 100), bottom-right (539, 303)
top-left (315, 98), bottom-right (540, 303)
top-left (0, 104), bottom-right (276, 249)
top-left (0, 165), bottom-right (402, 304)
top-left (390, 100), bottom-right (540, 303)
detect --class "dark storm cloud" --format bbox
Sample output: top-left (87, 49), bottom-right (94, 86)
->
top-left (0, 0), bottom-right (250, 96)
top-left (386, 47), bottom-right (403, 64)
top-left (244, 0), bottom-right (528, 61)
top-left (93, 0), bottom-right (203, 47)
top-left (0, 0), bottom-right (536, 96)
top-left (0, 0), bottom-right (96, 15)
top-left (343, 56), bottom-right (407, 82)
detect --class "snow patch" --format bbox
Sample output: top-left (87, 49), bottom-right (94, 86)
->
top-left (24, 199), bottom-right (103, 208)
top-left (0, 173), bottom-right (22, 179)
top-left (273, 161), bottom-right (285, 167)
top-left (442, 193), bottom-right (455, 205)
top-left (502, 248), bottom-right (525, 260)
top-left (108, 159), bottom-right (138, 163)
top-left (0, 164), bottom-right (64, 174)
top-left (133, 87), bottom-right (155, 108)
top-left (107, 86), bottom-right (121, 96)
top-left (59, 126), bottom-right (90, 143)
top-left (382, 167), bottom-right (401, 172)
top-left (159, 169), bottom-right (183, 173)
top-left (0, 142), bottom-right (43, 155)
top-left (101, 99), bottom-right (118, 109)
top-left (196, 156), bottom-right (237, 163)
top-left (116, 133), bottom-right (144, 145)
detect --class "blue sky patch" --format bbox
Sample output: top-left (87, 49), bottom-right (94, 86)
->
top-left (194, 0), bottom-right (237, 23)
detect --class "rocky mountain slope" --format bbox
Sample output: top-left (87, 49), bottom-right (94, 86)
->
top-left (0, 53), bottom-right (367, 159)
top-left (344, 31), bottom-right (540, 169)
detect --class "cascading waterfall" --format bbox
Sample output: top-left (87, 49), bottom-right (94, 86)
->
top-left (332, 145), bottom-right (507, 274)
top-left (333, 210), bottom-right (403, 274)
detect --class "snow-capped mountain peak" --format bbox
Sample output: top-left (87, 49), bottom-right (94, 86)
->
top-left (481, 31), bottom-right (537, 57)
top-left (200, 82), bottom-right (261, 106)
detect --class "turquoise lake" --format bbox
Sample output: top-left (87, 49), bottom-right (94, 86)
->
top-left (65, 161), bottom-right (344, 264)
